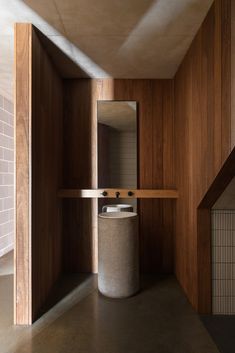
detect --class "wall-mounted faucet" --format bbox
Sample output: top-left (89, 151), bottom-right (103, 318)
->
top-left (115, 191), bottom-right (120, 198)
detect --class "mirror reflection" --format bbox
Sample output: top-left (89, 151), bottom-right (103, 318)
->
top-left (97, 101), bottom-right (137, 210)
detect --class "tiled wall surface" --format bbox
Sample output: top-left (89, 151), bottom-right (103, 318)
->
top-left (0, 94), bottom-right (14, 257)
top-left (212, 210), bottom-right (235, 314)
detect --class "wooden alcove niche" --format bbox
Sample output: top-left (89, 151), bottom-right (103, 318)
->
top-left (15, 24), bottom-right (176, 324)
top-left (14, 0), bottom-right (234, 325)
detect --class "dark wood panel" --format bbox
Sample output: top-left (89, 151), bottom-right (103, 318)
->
top-left (63, 80), bottom-right (94, 273)
top-left (63, 199), bottom-right (92, 272)
top-left (221, 0), bottom-right (231, 158)
top-left (15, 24), bottom-right (64, 324)
top-left (151, 81), bottom-right (164, 273)
top-left (162, 81), bottom-right (175, 273)
top-left (174, 0), bottom-right (231, 313)
top-left (63, 80), bottom-right (92, 188)
top-left (31, 28), bottom-right (63, 321)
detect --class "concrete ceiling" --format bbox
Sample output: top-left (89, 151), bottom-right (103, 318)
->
top-left (0, 0), bottom-right (213, 100)
top-left (98, 101), bottom-right (136, 132)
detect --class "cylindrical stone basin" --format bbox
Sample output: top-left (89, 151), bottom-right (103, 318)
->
top-left (98, 212), bottom-right (139, 298)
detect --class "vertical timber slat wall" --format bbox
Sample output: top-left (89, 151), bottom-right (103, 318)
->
top-left (174, 0), bottom-right (231, 312)
top-left (63, 80), bottom-right (94, 273)
top-left (15, 24), bottom-right (63, 324)
top-left (31, 28), bottom-right (63, 321)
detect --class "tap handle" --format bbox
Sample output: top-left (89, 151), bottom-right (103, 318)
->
top-left (128, 191), bottom-right (134, 196)
top-left (101, 191), bottom-right (108, 196)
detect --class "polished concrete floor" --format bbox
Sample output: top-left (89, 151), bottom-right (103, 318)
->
top-left (0, 252), bottom-right (220, 353)
top-left (201, 315), bottom-right (235, 353)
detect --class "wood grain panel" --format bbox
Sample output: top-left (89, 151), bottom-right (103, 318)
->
top-left (162, 81), bottom-right (175, 272)
top-left (31, 28), bottom-right (63, 321)
top-left (174, 0), bottom-right (231, 313)
top-left (221, 0), bottom-right (231, 158)
top-left (15, 23), bottom-right (32, 325)
top-left (15, 24), bottom-right (63, 324)
top-left (231, 0), bottom-right (235, 148)
top-left (63, 80), bottom-right (94, 273)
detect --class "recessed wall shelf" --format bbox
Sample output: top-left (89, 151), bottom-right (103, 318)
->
top-left (58, 189), bottom-right (179, 199)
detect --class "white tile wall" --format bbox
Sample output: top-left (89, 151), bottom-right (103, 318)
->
top-left (212, 210), bottom-right (235, 314)
top-left (0, 94), bottom-right (14, 258)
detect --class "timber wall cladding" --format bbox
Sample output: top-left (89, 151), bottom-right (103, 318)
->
top-left (31, 28), bottom-right (63, 321)
top-left (15, 23), bottom-right (32, 325)
top-left (15, 24), bottom-right (63, 324)
top-left (174, 0), bottom-right (231, 312)
top-left (63, 79), bottom-right (175, 274)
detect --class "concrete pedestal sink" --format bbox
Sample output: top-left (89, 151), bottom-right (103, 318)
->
top-left (98, 212), bottom-right (139, 298)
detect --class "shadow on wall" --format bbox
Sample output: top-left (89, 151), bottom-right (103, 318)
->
top-left (62, 79), bottom-right (94, 273)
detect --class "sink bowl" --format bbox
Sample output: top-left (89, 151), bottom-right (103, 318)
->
top-left (102, 204), bottom-right (133, 213)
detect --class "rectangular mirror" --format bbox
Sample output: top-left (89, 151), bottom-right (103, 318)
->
top-left (97, 101), bottom-right (137, 210)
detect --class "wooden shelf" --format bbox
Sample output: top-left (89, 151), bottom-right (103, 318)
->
top-left (58, 189), bottom-right (179, 199)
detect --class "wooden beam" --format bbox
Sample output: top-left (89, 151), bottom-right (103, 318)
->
top-left (58, 189), bottom-right (179, 199)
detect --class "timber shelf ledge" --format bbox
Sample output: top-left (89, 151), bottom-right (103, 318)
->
top-left (58, 189), bottom-right (179, 199)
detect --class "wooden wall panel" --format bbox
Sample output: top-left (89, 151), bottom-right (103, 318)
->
top-left (63, 79), bottom-right (175, 273)
top-left (15, 23), bottom-right (32, 325)
top-left (174, 0), bottom-right (231, 312)
top-left (231, 0), bottom-right (235, 148)
top-left (15, 24), bottom-right (63, 324)
top-left (63, 80), bottom-right (94, 273)
top-left (31, 28), bottom-right (63, 321)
